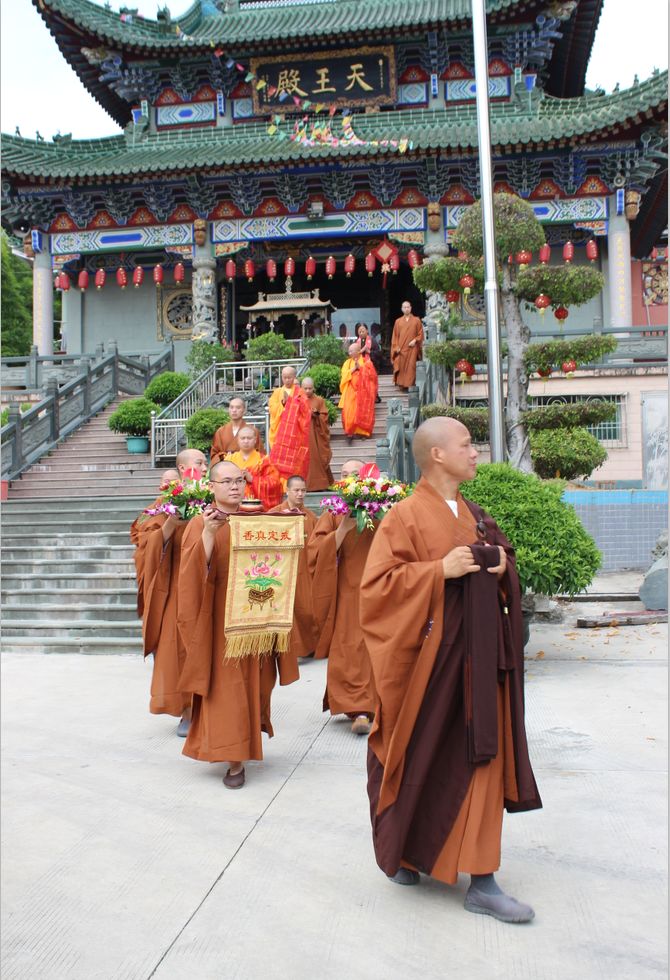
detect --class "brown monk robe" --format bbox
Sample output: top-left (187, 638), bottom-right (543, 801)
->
top-left (267, 475), bottom-right (318, 660)
top-left (301, 376), bottom-right (334, 491)
top-left (391, 300), bottom-right (423, 389)
top-left (210, 396), bottom-right (263, 465)
top-left (130, 467), bottom-right (178, 618)
top-left (177, 460), bottom-right (299, 789)
top-left (307, 458), bottom-right (377, 736)
top-left (360, 418), bottom-right (541, 924)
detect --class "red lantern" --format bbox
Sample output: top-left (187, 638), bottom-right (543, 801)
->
top-left (305, 256), bottom-right (316, 280)
top-left (534, 294), bottom-right (551, 315)
top-left (266, 259), bottom-right (277, 282)
top-left (562, 241), bottom-right (574, 263)
top-left (116, 267), bottom-right (128, 289)
top-left (446, 290), bottom-right (460, 306)
top-left (344, 253), bottom-right (355, 277)
top-left (95, 268), bottom-right (106, 290)
top-left (174, 261), bottom-right (185, 283)
top-left (586, 239), bottom-right (599, 263)
top-left (454, 358), bottom-right (475, 382)
top-left (507, 254), bottom-right (514, 265)
top-left (325, 255), bottom-right (336, 280)
top-left (457, 250), bottom-right (469, 260)
top-left (60, 272), bottom-right (71, 292)
top-left (651, 247), bottom-right (659, 261)
top-left (554, 306), bottom-right (569, 322)
top-left (132, 267), bottom-right (144, 289)
top-left (284, 256), bottom-right (295, 278)
top-left (77, 270), bottom-right (89, 292)
top-left (365, 253), bottom-right (376, 277)
top-left (244, 259), bottom-right (255, 282)
top-left (153, 264), bottom-right (163, 286)
top-left (54, 272), bottom-right (62, 290)
top-left (537, 367), bottom-right (552, 378)
top-left (561, 359), bottom-right (577, 377)
top-left (225, 259), bottom-right (236, 282)
top-left (459, 274), bottom-right (475, 295)
top-left (539, 243), bottom-right (551, 265)
top-left (389, 253), bottom-right (400, 275)
top-left (407, 249), bottom-right (420, 269)
top-left (515, 250), bottom-right (532, 269)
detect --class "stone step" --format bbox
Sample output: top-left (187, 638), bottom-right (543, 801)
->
top-left (1, 588), bottom-right (137, 606)
top-left (1, 533), bottom-right (136, 547)
top-left (7, 485), bottom-right (160, 499)
top-left (0, 516), bottom-right (138, 529)
top-left (3, 573), bottom-right (136, 590)
top-left (0, 636), bottom-right (143, 655)
top-left (2, 620), bottom-right (141, 638)
top-left (29, 461), bottom-right (158, 472)
top-left (1, 546), bottom-right (135, 561)
top-left (1, 496), bottom-right (149, 513)
top-left (11, 473), bottom-right (160, 487)
top-left (1, 605), bottom-right (138, 622)
top-left (7, 559), bottom-right (133, 575)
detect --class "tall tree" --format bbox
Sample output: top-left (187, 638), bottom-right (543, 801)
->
top-left (1, 233), bottom-right (32, 356)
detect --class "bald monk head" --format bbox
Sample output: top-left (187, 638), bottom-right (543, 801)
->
top-left (161, 468), bottom-right (179, 486)
top-left (412, 417), bottom-right (478, 496)
top-left (177, 448), bottom-right (208, 481)
top-left (341, 458), bottom-right (365, 479)
top-left (236, 426), bottom-right (257, 456)
top-left (348, 342), bottom-right (361, 358)
top-left (228, 397), bottom-right (246, 422)
top-left (301, 377), bottom-right (315, 398)
top-left (209, 459), bottom-right (245, 509)
top-left (281, 366), bottom-right (297, 388)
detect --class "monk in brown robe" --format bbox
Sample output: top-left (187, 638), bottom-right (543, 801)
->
top-left (130, 467), bottom-right (178, 618)
top-left (267, 474), bottom-right (318, 660)
top-left (307, 458), bottom-right (377, 735)
top-left (360, 418), bottom-right (541, 923)
top-left (391, 300), bottom-right (423, 390)
top-left (301, 376), bottom-right (334, 491)
top-left (210, 397), bottom-right (263, 465)
top-left (177, 460), bottom-right (299, 789)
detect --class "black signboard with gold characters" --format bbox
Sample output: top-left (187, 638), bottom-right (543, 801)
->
top-left (250, 46), bottom-right (396, 113)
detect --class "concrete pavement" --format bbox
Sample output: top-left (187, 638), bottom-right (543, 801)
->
top-left (1, 600), bottom-right (667, 980)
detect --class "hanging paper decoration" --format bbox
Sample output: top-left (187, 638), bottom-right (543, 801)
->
top-left (539, 243), bottom-right (551, 264)
top-left (60, 272), bottom-right (71, 292)
top-left (77, 270), bottom-right (89, 292)
top-left (116, 267), bottom-right (128, 289)
top-left (305, 256), bottom-right (316, 280)
top-left (446, 290), bottom-right (460, 306)
top-left (459, 274), bottom-right (475, 295)
top-left (54, 272), bottom-right (62, 290)
top-left (554, 306), bottom-right (569, 321)
top-left (561, 359), bottom-right (577, 377)
top-left (225, 259), bottom-right (236, 282)
top-left (651, 247), bottom-right (659, 261)
top-left (407, 249), bottom-right (421, 269)
top-left (586, 239), bottom-right (599, 262)
top-left (365, 253), bottom-right (376, 277)
top-left (244, 259), bottom-right (255, 282)
top-left (95, 268), bottom-right (106, 290)
top-left (284, 256), bottom-right (295, 278)
top-left (515, 250), bottom-right (532, 269)
top-left (325, 256), bottom-right (336, 280)
top-left (266, 259), bottom-right (277, 282)
top-left (344, 254), bottom-right (355, 277)
top-left (455, 358), bottom-right (475, 382)
top-left (132, 267), bottom-right (144, 288)
top-left (537, 367), bottom-right (552, 378)
top-left (457, 251), bottom-right (469, 260)
top-left (534, 294), bottom-right (551, 315)
top-left (562, 242), bottom-right (574, 263)
top-left (174, 262), bottom-right (185, 283)
top-left (389, 253), bottom-right (400, 275)
top-left (153, 264), bottom-right (164, 286)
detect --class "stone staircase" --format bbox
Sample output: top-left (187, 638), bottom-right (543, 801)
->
top-left (328, 374), bottom-right (409, 477)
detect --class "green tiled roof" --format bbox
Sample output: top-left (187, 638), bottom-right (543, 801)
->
top-left (35, 0), bottom-right (530, 49)
top-left (2, 72), bottom-right (666, 180)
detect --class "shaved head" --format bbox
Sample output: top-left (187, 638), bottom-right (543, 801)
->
top-left (161, 468), bottom-right (179, 483)
top-left (348, 342), bottom-right (361, 357)
top-left (412, 416), bottom-right (478, 490)
top-left (229, 397), bottom-right (246, 409)
top-left (281, 366), bottom-right (297, 385)
top-left (210, 459), bottom-right (243, 481)
top-left (341, 458), bottom-right (365, 479)
top-left (176, 448), bottom-right (207, 479)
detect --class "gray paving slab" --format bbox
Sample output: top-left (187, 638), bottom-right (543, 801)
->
top-left (1, 619), bottom-right (667, 980)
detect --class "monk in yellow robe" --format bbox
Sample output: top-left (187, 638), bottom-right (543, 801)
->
top-left (301, 376), bottom-right (334, 491)
top-left (360, 417), bottom-right (541, 922)
top-left (225, 426), bottom-right (283, 511)
top-left (307, 459), bottom-right (377, 734)
top-left (210, 396), bottom-right (263, 465)
top-left (339, 342), bottom-right (378, 440)
top-left (178, 460), bottom-right (299, 789)
top-left (391, 300), bottom-right (423, 389)
top-left (268, 365), bottom-right (311, 483)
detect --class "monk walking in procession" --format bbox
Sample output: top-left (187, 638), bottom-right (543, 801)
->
top-left (177, 460), bottom-right (299, 788)
top-left (300, 376), bottom-right (334, 491)
top-left (339, 341), bottom-right (378, 441)
top-left (210, 397), bottom-right (263, 465)
top-left (360, 417), bottom-right (541, 922)
top-left (268, 365), bottom-right (311, 484)
top-left (391, 300), bottom-right (423, 390)
top-left (224, 425), bottom-right (283, 511)
top-left (130, 467), bottom-right (178, 617)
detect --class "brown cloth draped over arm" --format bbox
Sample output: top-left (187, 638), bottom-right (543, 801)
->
top-left (306, 394), bottom-right (334, 491)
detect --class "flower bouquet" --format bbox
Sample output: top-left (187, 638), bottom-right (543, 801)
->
top-left (321, 475), bottom-right (412, 532)
top-left (142, 478), bottom-right (214, 521)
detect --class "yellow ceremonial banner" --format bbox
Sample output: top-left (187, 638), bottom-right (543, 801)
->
top-left (224, 513), bottom-right (304, 659)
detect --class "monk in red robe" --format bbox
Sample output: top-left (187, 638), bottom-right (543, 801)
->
top-left (301, 376), bottom-right (334, 491)
top-left (210, 397), bottom-right (263, 465)
top-left (178, 460), bottom-right (299, 788)
top-left (339, 342), bottom-right (378, 440)
top-left (224, 426), bottom-right (283, 511)
top-left (360, 417), bottom-right (541, 923)
top-left (268, 365), bottom-right (311, 483)
top-left (391, 300), bottom-right (423, 390)
top-left (267, 474), bottom-right (318, 660)
top-left (307, 458), bottom-right (377, 734)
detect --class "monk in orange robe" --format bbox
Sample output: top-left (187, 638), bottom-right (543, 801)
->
top-left (339, 342), bottom-right (378, 440)
top-left (268, 365), bottom-right (311, 483)
top-left (225, 426), bottom-right (283, 511)
top-left (178, 460), bottom-right (299, 788)
top-left (360, 417), bottom-right (541, 923)
top-left (210, 397), bottom-right (263, 465)
top-left (130, 467), bottom-right (178, 618)
top-left (307, 458), bottom-right (377, 734)
top-left (391, 300), bottom-right (423, 389)
top-left (301, 376), bottom-right (334, 491)
top-left (267, 474), bottom-right (318, 660)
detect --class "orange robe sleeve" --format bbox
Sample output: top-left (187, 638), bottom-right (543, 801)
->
top-left (137, 516), bottom-right (173, 657)
top-left (306, 510), bottom-right (340, 659)
top-left (176, 516), bottom-right (220, 697)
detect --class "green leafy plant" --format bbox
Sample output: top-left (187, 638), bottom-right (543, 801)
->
top-left (463, 462), bottom-right (601, 596)
top-left (325, 400), bottom-right (338, 426)
top-left (524, 336), bottom-right (617, 373)
top-left (453, 193), bottom-right (546, 260)
top-left (516, 265), bottom-right (606, 308)
top-left (1, 402), bottom-right (32, 427)
top-left (244, 332), bottom-right (295, 361)
top-left (523, 401), bottom-right (617, 431)
top-left (183, 407), bottom-right (231, 454)
top-left (108, 398), bottom-right (159, 437)
top-left (424, 339), bottom-right (508, 371)
top-left (185, 341), bottom-right (236, 379)
top-left (144, 371), bottom-right (190, 406)
top-left (421, 404), bottom-right (490, 443)
top-left (308, 363), bottom-right (342, 398)
top-left (530, 427), bottom-right (607, 481)
top-left (303, 334), bottom-right (346, 367)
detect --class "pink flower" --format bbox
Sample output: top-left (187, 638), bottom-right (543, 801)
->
top-left (274, 553), bottom-right (281, 562)
top-left (244, 569), bottom-right (250, 576)
top-left (250, 553), bottom-right (258, 561)
top-left (257, 563), bottom-right (270, 575)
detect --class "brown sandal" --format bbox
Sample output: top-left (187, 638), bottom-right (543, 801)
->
top-left (223, 767), bottom-right (245, 789)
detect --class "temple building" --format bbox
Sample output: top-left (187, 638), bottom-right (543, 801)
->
top-left (1, 0), bottom-right (667, 375)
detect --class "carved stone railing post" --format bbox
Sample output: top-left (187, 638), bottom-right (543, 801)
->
top-left (375, 436), bottom-right (390, 476)
top-left (191, 252), bottom-right (218, 342)
top-left (80, 355), bottom-right (92, 416)
top-left (422, 242), bottom-right (450, 343)
top-left (44, 377), bottom-right (60, 443)
top-left (386, 398), bottom-right (406, 482)
top-left (94, 343), bottom-right (105, 361)
top-left (8, 403), bottom-right (24, 474)
top-left (28, 345), bottom-right (39, 389)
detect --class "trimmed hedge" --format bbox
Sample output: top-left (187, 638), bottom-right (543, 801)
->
top-left (108, 398), bottom-right (159, 437)
top-left (184, 408), bottom-right (231, 454)
top-left (530, 427), bottom-right (607, 481)
top-left (185, 341), bottom-right (236, 379)
top-left (421, 404), bottom-right (490, 443)
top-left (303, 334), bottom-right (346, 367)
top-left (308, 363), bottom-right (342, 398)
top-left (244, 332), bottom-right (295, 361)
top-left (144, 371), bottom-right (190, 406)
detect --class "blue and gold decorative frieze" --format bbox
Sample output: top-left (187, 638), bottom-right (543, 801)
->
top-left (50, 223), bottom-right (194, 256)
top-left (156, 102), bottom-right (216, 127)
top-left (444, 197), bottom-right (608, 230)
top-left (445, 77), bottom-right (511, 102)
top-left (211, 208), bottom-right (425, 243)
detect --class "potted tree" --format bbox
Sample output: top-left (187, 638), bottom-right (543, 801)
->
top-left (108, 397), bottom-right (159, 454)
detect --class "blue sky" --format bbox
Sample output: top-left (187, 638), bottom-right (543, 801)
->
top-left (1, 0), bottom-right (667, 139)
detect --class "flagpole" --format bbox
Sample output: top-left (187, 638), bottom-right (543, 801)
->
top-left (471, 0), bottom-right (506, 461)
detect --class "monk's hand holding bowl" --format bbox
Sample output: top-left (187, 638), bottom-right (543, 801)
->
top-left (485, 544), bottom-right (507, 579)
top-left (442, 545), bottom-right (481, 579)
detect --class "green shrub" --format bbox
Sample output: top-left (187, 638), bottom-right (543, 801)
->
top-left (308, 363), bottom-right (341, 398)
top-left (463, 462), bottom-right (601, 596)
top-left (424, 338), bottom-right (508, 371)
top-left (244, 332), bottom-right (295, 361)
top-left (1, 402), bottom-right (31, 427)
top-left (523, 401), bottom-right (617, 431)
top-left (530, 427), bottom-right (607, 481)
top-left (108, 398), bottom-right (159, 437)
top-left (184, 407), bottom-right (230, 454)
top-left (185, 340), bottom-right (236, 379)
top-left (325, 400), bottom-right (338, 426)
top-left (421, 404), bottom-right (489, 443)
top-left (303, 334), bottom-right (346, 367)
top-left (144, 371), bottom-right (190, 406)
